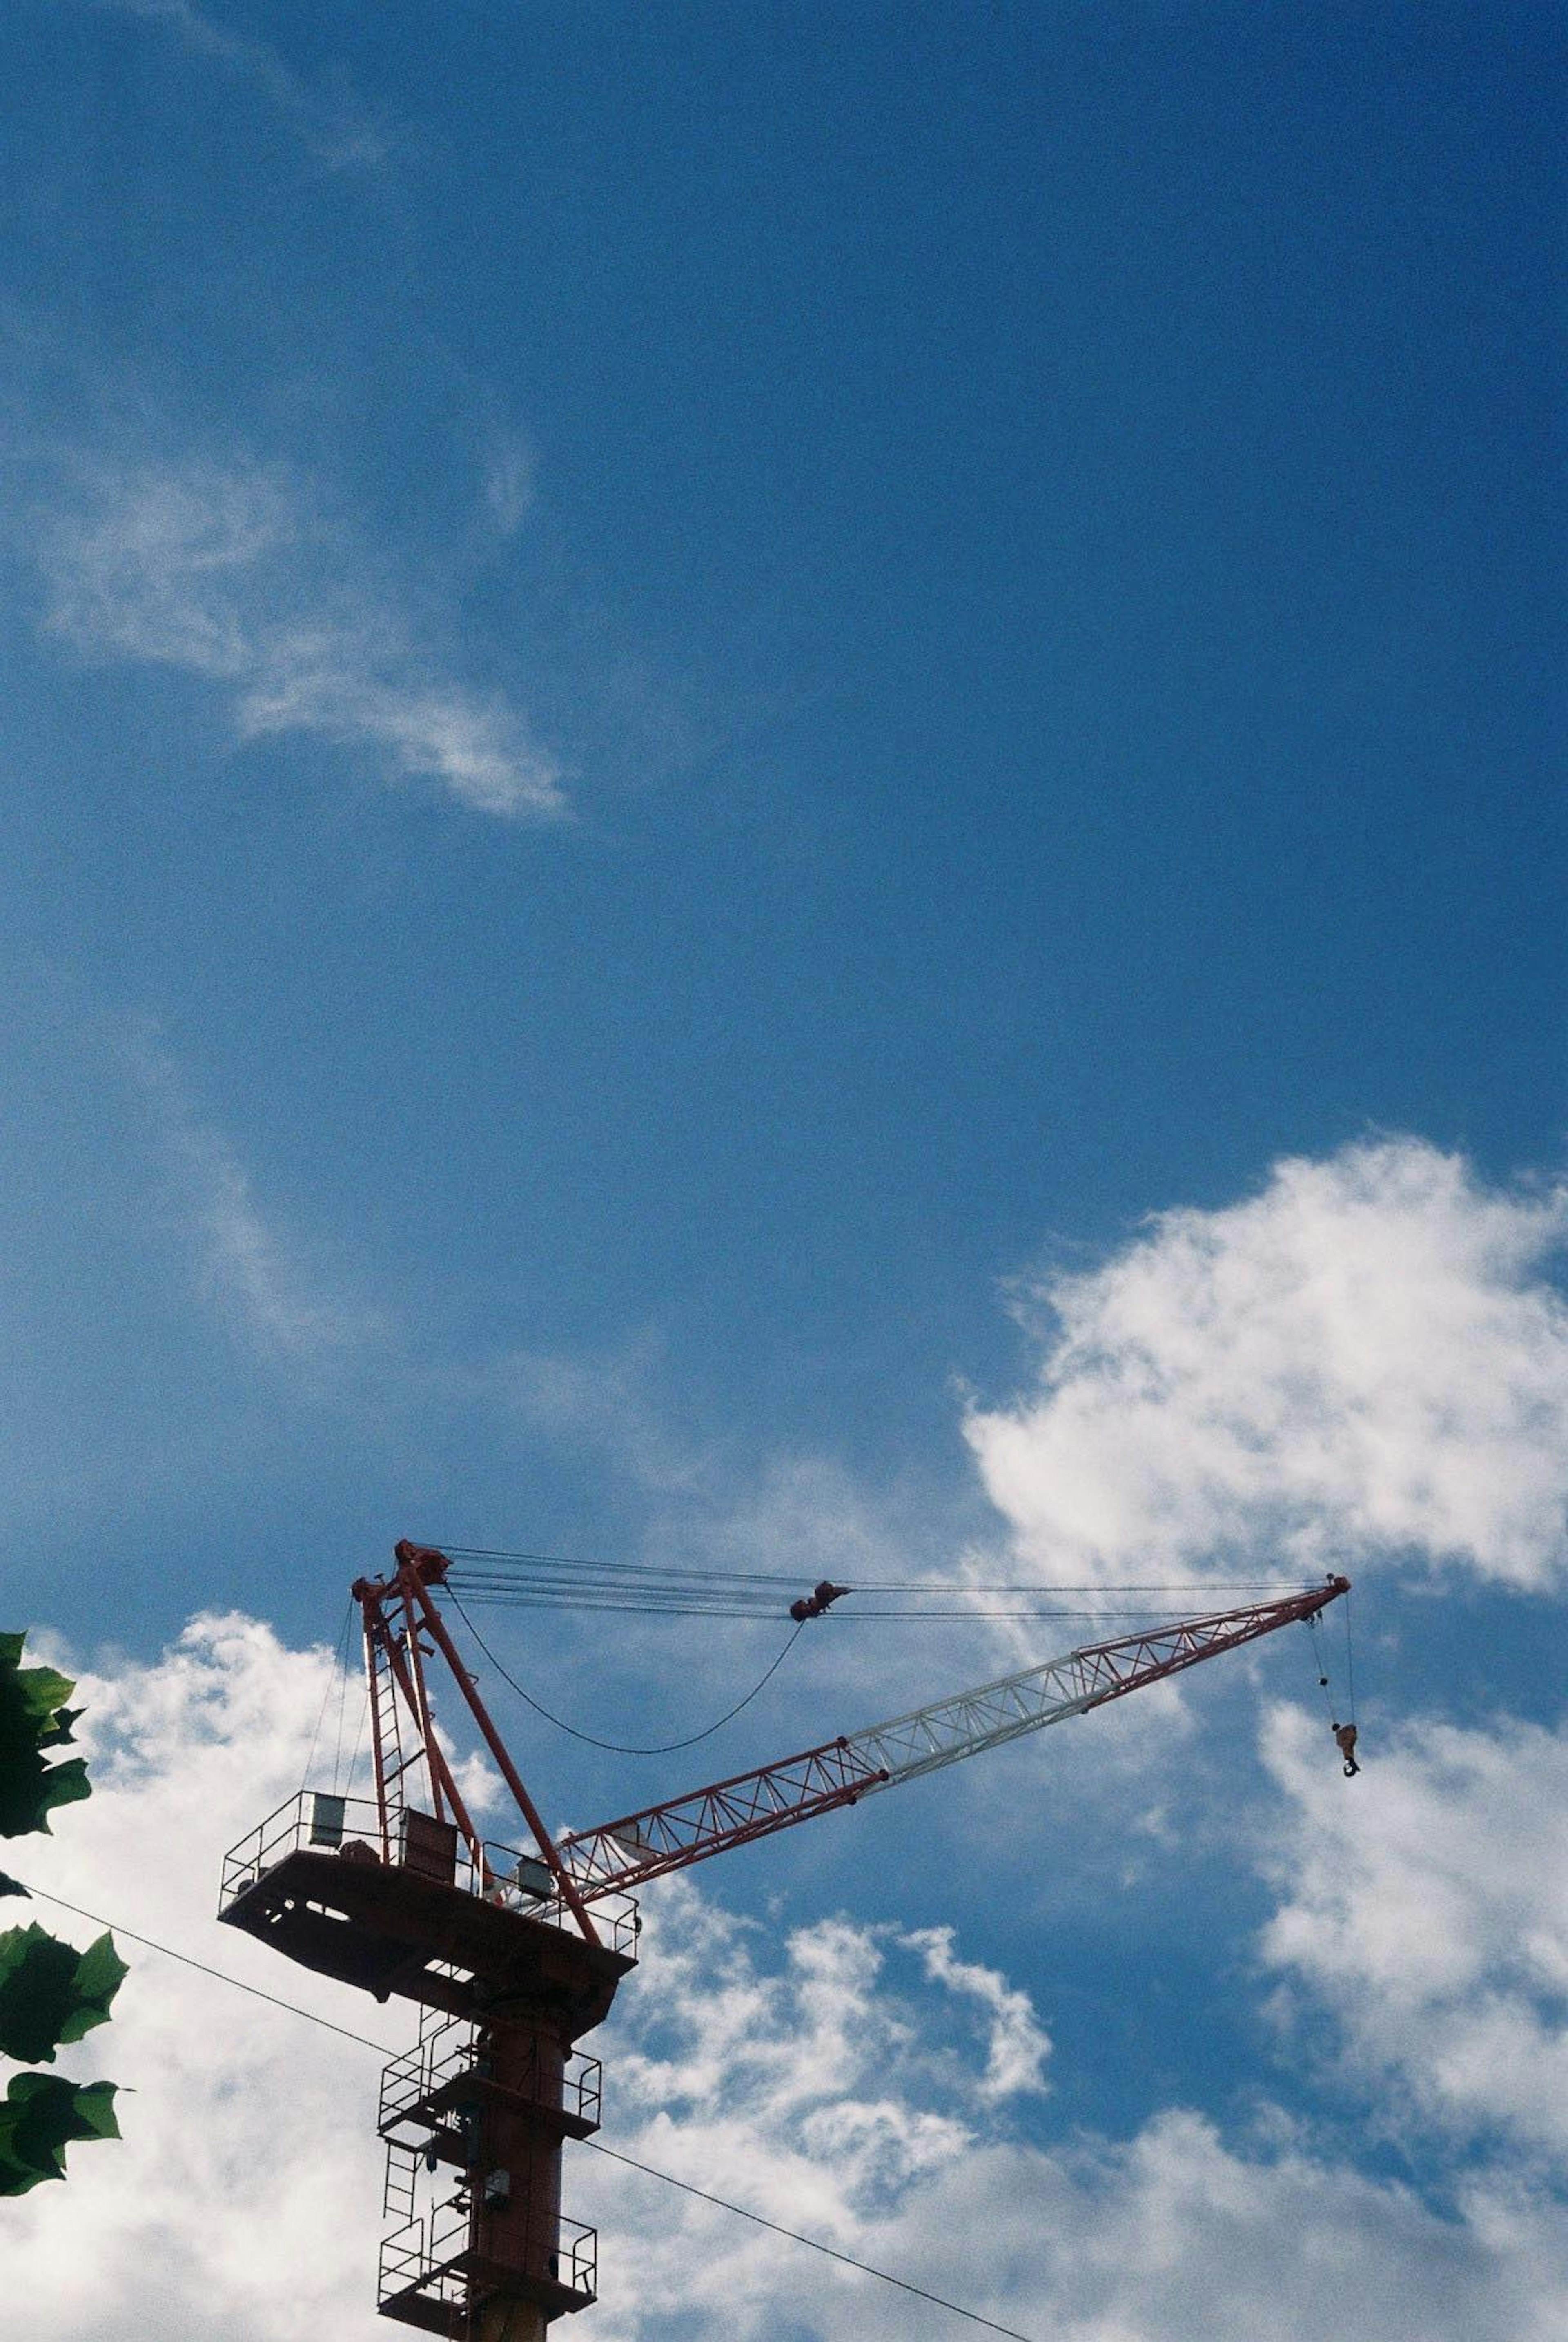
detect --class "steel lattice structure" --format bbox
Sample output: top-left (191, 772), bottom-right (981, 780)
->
top-left (555, 1580), bottom-right (1349, 1900)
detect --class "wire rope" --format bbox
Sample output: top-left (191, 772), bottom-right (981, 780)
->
top-left (448, 1599), bottom-right (1273, 1623)
top-left (437, 1543), bottom-right (1309, 1597)
top-left (13, 1881), bottom-right (1044, 2342)
top-left (330, 1604), bottom-right (354, 1795)
top-left (301, 1600), bottom-right (353, 1795)
top-left (444, 1587), bottom-right (807, 1756)
top-left (1304, 1611), bottom-right (1337, 1725)
top-left (444, 1577), bottom-right (1298, 1623)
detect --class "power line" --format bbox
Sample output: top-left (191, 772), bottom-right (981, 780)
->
top-left (13, 1879), bottom-right (1044, 2342)
top-left (586, 2135), bottom-right (1043, 2342)
top-left (13, 1883), bottom-right (398, 2056)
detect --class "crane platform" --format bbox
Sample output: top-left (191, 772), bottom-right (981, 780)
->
top-left (218, 1792), bottom-right (637, 2030)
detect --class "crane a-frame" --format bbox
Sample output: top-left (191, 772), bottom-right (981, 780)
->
top-left (219, 1540), bottom-right (1349, 2341)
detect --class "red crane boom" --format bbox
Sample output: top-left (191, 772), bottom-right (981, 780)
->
top-left (555, 1578), bottom-right (1350, 1900)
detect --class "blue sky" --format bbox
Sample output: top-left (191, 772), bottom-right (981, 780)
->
top-left (4, 7), bottom-right (1566, 2340)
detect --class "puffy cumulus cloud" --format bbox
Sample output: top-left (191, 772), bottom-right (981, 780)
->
top-left (594, 1899), bottom-right (1568, 2342)
top-left (10, 1610), bottom-right (1568, 2342)
top-left (965, 1140), bottom-right (1568, 1591)
top-left (6, 1613), bottom-right (395, 2342)
top-left (1258, 1701), bottom-right (1568, 2164)
top-left (37, 452), bottom-right (566, 820)
top-left (611, 1884), bottom-right (978, 2220)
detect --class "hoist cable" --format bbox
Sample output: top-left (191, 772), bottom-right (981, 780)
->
top-left (444, 1587), bottom-right (806, 1756)
top-left (14, 1884), bottom-right (1042, 2340)
top-left (1304, 1612), bottom-right (1337, 1724)
top-left (1343, 1584), bottom-right (1357, 1725)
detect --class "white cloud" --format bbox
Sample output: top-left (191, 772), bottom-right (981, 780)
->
top-left (7, 1614), bottom-right (1568, 2342)
top-left (595, 1884), bottom-right (1568, 2342)
top-left (905, 1924), bottom-right (1051, 2100)
top-left (38, 453), bottom-right (567, 820)
top-left (965, 1139), bottom-right (1568, 1591)
top-left (6, 1614), bottom-right (392, 2342)
top-left (1258, 1700), bottom-right (1568, 2162)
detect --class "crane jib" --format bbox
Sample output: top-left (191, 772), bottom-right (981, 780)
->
top-left (557, 1579), bottom-right (1349, 1901)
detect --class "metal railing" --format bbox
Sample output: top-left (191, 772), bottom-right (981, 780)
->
top-left (218, 1789), bottom-right (641, 1956)
top-left (379, 2204), bottom-right (471, 2321)
top-left (379, 2205), bottom-right (598, 2315)
top-left (379, 2013), bottom-right (603, 2142)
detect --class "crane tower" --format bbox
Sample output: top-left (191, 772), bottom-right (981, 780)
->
top-left (218, 1540), bottom-right (1349, 2338)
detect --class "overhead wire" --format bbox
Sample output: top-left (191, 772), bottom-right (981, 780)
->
top-left (584, 2135), bottom-right (1042, 2341)
top-left (13, 1880), bottom-right (1043, 2342)
top-left (17, 1881), bottom-right (401, 2055)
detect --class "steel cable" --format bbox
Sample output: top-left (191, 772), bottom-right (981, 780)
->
top-left (444, 1587), bottom-right (807, 1755)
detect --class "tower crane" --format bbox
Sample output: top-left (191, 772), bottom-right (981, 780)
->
top-left (219, 1540), bottom-right (1350, 2342)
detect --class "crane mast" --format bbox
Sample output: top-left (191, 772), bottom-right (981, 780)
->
top-left (218, 1542), bottom-right (1350, 2341)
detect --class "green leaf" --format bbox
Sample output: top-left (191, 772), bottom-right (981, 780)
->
top-left (0, 1872), bottom-right (29, 1900)
top-left (0, 1926), bottom-right (80, 2063)
top-left (0, 1924), bottom-right (125, 2063)
top-left (14, 1666), bottom-right (75, 1728)
top-left (57, 1933), bottom-right (128, 2044)
top-left (0, 2074), bottom-right (119, 2196)
top-left (0, 1753), bottom-right (91, 1838)
top-left (0, 1634), bottom-right (89, 1840)
top-left (33, 1755), bottom-right (91, 1825)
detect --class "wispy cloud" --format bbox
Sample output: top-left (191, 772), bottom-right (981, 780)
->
top-left (480, 424), bottom-right (537, 540)
top-left (904, 1923), bottom-right (1051, 2099)
top-left (38, 452), bottom-right (568, 820)
top-left (966, 1139), bottom-right (1568, 1591)
top-left (94, 0), bottom-right (388, 170)
top-left (132, 1031), bottom-right (386, 1365)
